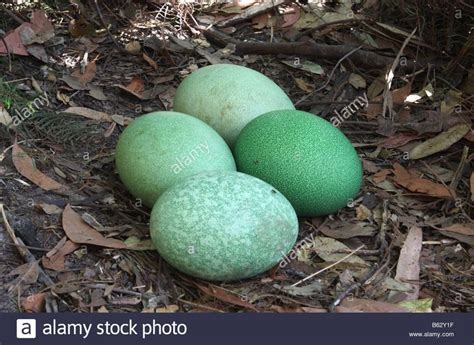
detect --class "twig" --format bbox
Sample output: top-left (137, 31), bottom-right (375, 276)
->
top-left (0, 239), bottom-right (51, 252)
top-left (290, 244), bottom-right (365, 287)
top-left (0, 32), bottom-right (12, 72)
top-left (177, 297), bottom-right (225, 313)
top-left (382, 27), bottom-right (417, 119)
top-left (0, 204), bottom-right (54, 287)
top-left (295, 46), bottom-right (362, 106)
top-left (329, 262), bottom-right (380, 312)
top-left (92, 0), bottom-right (127, 54)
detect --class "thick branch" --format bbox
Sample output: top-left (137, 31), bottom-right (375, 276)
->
top-left (203, 27), bottom-right (417, 70)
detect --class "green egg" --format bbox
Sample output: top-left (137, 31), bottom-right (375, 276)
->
top-left (173, 64), bottom-right (295, 147)
top-left (115, 111), bottom-right (236, 207)
top-left (234, 110), bottom-right (363, 216)
top-left (150, 171), bottom-right (299, 281)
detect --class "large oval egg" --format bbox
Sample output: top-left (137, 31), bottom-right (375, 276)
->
top-left (173, 64), bottom-right (295, 147)
top-left (115, 111), bottom-right (236, 208)
top-left (234, 110), bottom-right (363, 216)
top-left (150, 171), bottom-right (299, 281)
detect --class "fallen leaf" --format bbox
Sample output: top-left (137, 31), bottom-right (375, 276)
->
top-left (349, 73), bottom-right (366, 89)
top-left (398, 298), bottom-right (432, 312)
top-left (12, 143), bottom-right (68, 193)
top-left (356, 205), bottom-right (371, 220)
top-left (62, 205), bottom-right (126, 249)
top-left (8, 262), bottom-right (40, 291)
top-left (295, 78), bottom-right (314, 92)
top-left (381, 133), bottom-right (420, 148)
top-left (437, 223), bottom-right (474, 246)
top-left (336, 298), bottom-right (409, 312)
top-left (393, 227), bottom-right (422, 301)
top-left (21, 292), bottom-right (46, 313)
top-left (280, 4), bottom-right (301, 28)
top-left (114, 77), bottom-right (155, 100)
top-left (372, 169), bottom-right (391, 183)
top-left (143, 53), bottom-right (158, 70)
top-left (154, 305), bottom-right (180, 313)
top-left (196, 284), bottom-right (258, 311)
top-left (252, 13), bottom-right (270, 30)
top-left (71, 60), bottom-right (97, 85)
top-left (282, 60), bottom-right (324, 75)
top-left (319, 223), bottom-right (376, 239)
top-left (0, 106), bottom-right (12, 126)
top-left (88, 85), bottom-right (108, 101)
top-left (392, 163), bottom-right (453, 199)
top-left (274, 282), bottom-right (322, 296)
top-left (306, 237), bottom-right (368, 266)
top-left (19, 10), bottom-right (54, 45)
top-left (270, 305), bottom-right (327, 313)
top-left (0, 28), bottom-right (29, 56)
top-left (125, 76), bottom-right (144, 94)
top-left (365, 84), bottom-right (411, 119)
top-left (408, 124), bottom-right (470, 160)
top-left (37, 203), bottom-right (63, 215)
top-left (62, 107), bottom-right (112, 122)
top-left (60, 75), bottom-right (88, 90)
top-left (42, 239), bottom-right (80, 271)
top-left (124, 236), bottom-right (155, 250)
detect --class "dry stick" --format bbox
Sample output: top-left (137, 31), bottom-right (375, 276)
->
top-left (0, 33), bottom-right (12, 72)
top-left (294, 46), bottom-right (362, 106)
top-left (382, 27), bottom-right (417, 119)
top-left (92, 0), bottom-right (127, 54)
top-left (290, 244), bottom-right (365, 288)
top-left (329, 200), bottom-right (391, 311)
top-left (202, 27), bottom-right (417, 70)
top-left (0, 239), bottom-right (51, 252)
top-left (0, 204), bottom-right (54, 287)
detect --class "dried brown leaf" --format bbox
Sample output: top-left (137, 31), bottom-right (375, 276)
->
top-left (62, 205), bottom-right (126, 249)
top-left (394, 227), bottom-right (422, 300)
top-left (42, 238), bottom-right (80, 271)
top-left (21, 292), bottom-right (46, 313)
top-left (336, 298), bottom-right (410, 312)
top-left (62, 107), bottom-right (112, 122)
top-left (392, 163), bottom-right (453, 199)
top-left (408, 124), bottom-right (470, 160)
top-left (12, 143), bottom-right (68, 193)
top-left (71, 60), bottom-right (97, 85)
top-left (197, 284), bottom-right (258, 311)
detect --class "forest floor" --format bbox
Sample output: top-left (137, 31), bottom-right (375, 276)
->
top-left (0, 0), bottom-right (472, 313)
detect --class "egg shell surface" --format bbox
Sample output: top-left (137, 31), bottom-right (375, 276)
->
top-left (115, 111), bottom-right (236, 207)
top-left (150, 171), bottom-right (299, 281)
top-left (234, 109), bottom-right (362, 216)
top-left (173, 64), bottom-right (295, 147)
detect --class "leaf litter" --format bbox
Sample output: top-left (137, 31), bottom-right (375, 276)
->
top-left (0, 0), bottom-right (472, 313)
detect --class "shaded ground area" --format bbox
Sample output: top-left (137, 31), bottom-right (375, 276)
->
top-left (0, 0), bottom-right (472, 313)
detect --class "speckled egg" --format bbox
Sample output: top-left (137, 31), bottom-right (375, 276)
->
top-left (234, 110), bottom-right (362, 216)
top-left (150, 171), bottom-right (298, 281)
top-left (173, 64), bottom-right (295, 147)
top-left (115, 111), bottom-right (236, 208)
